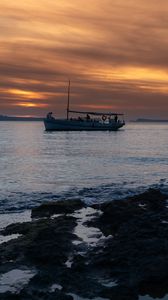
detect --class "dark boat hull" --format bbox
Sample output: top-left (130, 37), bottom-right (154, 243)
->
top-left (44, 119), bottom-right (125, 131)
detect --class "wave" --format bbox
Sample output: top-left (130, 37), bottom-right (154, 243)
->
top-left (0, 179), bottom-right (168, 214)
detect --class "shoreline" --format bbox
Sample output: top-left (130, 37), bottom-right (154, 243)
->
top-left (0, 189), bottom-right (168, 299)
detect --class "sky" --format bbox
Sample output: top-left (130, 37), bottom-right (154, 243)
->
top-left (0, 0), bottom-right (168, 119)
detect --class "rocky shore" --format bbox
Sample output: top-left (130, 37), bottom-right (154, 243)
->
top-left (0, 189), bottom-right (168, 299)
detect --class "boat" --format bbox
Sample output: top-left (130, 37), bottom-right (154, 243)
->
top-left (44, 81), bottom-right (125, 131)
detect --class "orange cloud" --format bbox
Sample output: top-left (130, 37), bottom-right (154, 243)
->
top-left (16, 102), bottom-right (48, 108)
top-left (1, 0), bottom-right (168, 118)
top-left (8, 89), bottom-right (45, 99)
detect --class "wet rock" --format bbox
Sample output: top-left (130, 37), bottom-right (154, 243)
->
top-left (101, 285), bottom-right (138, 300)
top-left (90, 189), bottom-right (168, 290)
top-left (0, 294), bottom-right (21, 300)
top-left (19, 289), bottom-right (73, 300)
top-left (0, 215), bottom-right (77, 267)
top-left (31, 199), bottom-right (85, 218)
top-left (0, 290), bottom-right (73, 300)
top-left (1, 221), bottom-right (40, 236)
top-left (92, 189), bottom-right (168, 236)
top-left (139, 276), bottom-right (168, 299)
top-left (1, 189), bottom-right (168, 299)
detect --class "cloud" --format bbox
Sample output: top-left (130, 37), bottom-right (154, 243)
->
top-left (0, 0), bottom-right (168, 118)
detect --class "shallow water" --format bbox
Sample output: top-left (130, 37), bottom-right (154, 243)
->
top-left (0, 211), bottom-right (31, 230)
top-left (73, 207), bottom-right (104, 246)
top-left (0, 269), bottom-right (36, 294)
top-left (0, 233), bottom-right (21, 245)
top-left (0, 210), bottom-right (31, 244)
top-left (0, 121), bottom-right (167, 212)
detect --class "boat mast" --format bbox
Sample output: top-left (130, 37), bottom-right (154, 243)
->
top-left (67, 80), bottom-right (70, 120)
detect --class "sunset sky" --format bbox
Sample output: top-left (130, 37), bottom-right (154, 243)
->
top-left (1, 0), bottom-right (168, 119)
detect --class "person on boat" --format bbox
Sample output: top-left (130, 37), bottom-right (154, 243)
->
top-left (86, 114), bottom-right (91, 121)
top-left (46, 112), bottom-right (54, 120)
top-left (114, 115), bottom-right (118, 123)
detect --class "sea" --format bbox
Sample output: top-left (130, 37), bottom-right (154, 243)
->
top-left (0, 121), bottom-right (168, 299)
top-left (0, 121), bottom-right (167, 215)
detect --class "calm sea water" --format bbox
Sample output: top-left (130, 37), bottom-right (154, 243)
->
top-left (0, 121), bottom-right (167, 213)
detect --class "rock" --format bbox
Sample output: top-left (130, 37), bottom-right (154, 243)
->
top-left (0, 215), bottom-right (77, 266)
top-left (24, 216), bottom-right (77, 266)
top-left (31, 199), bottom-right (85, 218)
top-left (101, 285), bottom-right (138, 300)
top-left (1, 189), bottom-right (168, 299)
top-left (0, 290), bottom-right (74, 300)
top-left (90, 189), bottom-right (168, 290)
top-left (92, 189), bottom-right (168, 236)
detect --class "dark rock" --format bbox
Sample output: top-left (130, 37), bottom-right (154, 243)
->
top-left (92, 189), bottom-right (168, 236)
top-left (19, 289), bottom-right (74, 300)
top-left (0, 215), bottom-right (77, 267)
top-left (101, 285), bottom-right (138, 300)
top-left (89, 189), bottom-right (168, 290)
top-left (1, 221), bottom-right (39, 236)
top-left (31, 199), bottom-right (85, 218)
top-left (1, 189), bottom-right (168, 299)
top-left (0, 294), bottom-right (21, 300)
top-left (139, 276), bottom-right (168, 298)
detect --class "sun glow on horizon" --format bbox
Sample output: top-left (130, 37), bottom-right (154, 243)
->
top-left (8, 89), bottom-right (45, 100)
top-left (16, 102), bottom-right (48, 108)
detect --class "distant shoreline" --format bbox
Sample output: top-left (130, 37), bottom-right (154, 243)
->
top-left (0, 115), bottom-right (43, 121)
top-left (132, 118), bottom-right (168, 123)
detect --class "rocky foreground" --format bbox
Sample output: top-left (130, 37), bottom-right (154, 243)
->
top-left (0, 189), bottom-right (168, 299)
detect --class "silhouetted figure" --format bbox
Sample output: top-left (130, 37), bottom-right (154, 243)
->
top-left (86, 114), bottom-right (91, 121)
top-left (47, 112), bottom-right (54, 120)
top-left (114, 115), bottom-right (118, 123)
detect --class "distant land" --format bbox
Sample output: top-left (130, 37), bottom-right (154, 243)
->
top-left (0, 115), bottom-right (43, 121)
top-left (134, 118), bottom-right (168, 123)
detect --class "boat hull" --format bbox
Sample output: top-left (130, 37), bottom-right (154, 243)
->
top-left (44, 119), bottom-right (125, 131)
